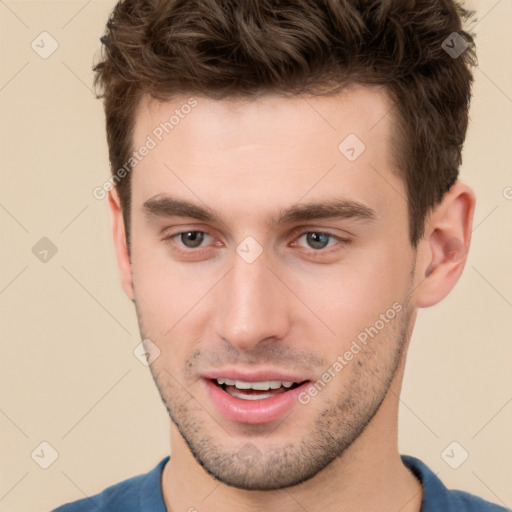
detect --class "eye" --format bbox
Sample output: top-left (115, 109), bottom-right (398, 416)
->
top-left (168, 231), bottom-right (213, 249)
top-left (294, 231), bottom-right (342, 251)
top-left (163, 229), bottom-right (351, 258)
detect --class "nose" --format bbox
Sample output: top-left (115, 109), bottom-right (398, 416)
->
top-left (213, 247), bottom-right (290, 352)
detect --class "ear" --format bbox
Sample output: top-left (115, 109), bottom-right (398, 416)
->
top-left (107, 189), bottom-right (134, 301)
top-left (413, 181), bottom-right (476, 308)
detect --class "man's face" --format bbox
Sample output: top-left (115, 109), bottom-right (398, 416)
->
top-left (127, 86), bottom-right (418, 490)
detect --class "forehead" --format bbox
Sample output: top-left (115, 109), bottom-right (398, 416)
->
top-left (134, 85), bottom-right (395, 156)
top-left (129, 86), bottom-right (403, 224)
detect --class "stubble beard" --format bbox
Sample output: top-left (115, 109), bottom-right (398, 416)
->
top-left (135, 295), bottom-right (413, 491)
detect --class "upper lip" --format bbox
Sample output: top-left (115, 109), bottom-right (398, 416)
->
top-left (203, 368), bottom-right (311, 383)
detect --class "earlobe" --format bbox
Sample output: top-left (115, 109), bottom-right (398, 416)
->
top-left (413, 181), bottom-right (476, 308)
top-left (107, 189), bottom-right (135, 301)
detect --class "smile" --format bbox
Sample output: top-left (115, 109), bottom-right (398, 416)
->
top-left (213, 378), bottom-right (301, 400)
top-left (203, 374), bottom-right (311, 424)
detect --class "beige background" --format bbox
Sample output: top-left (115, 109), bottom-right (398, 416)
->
top-left (0, 1), bottom-right (511, 511)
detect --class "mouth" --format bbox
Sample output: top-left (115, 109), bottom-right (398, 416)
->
top-left (211, 378), bottom-right (304, 400)
top-left (202, 372), bottom-right (311, 424)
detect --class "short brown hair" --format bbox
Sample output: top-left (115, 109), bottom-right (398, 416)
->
top-left (93, 0), bottom-right (477, 248)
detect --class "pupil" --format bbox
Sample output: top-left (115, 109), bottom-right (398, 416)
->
top-left (307, 232), bottom-right (328, 249)
top-left (181, 231), bottom-right (204, 248)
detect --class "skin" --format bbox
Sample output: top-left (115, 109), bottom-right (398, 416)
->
top-left (108, 85), bottom-right (475, 512)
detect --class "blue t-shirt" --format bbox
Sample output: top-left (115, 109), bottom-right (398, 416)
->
top-left (51, 454), bottom-right (508, 511)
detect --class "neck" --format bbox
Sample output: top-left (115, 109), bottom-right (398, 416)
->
top-left (161, 361), bottom-right (423, 512)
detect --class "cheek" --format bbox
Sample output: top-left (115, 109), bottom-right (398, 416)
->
top-left (131, 241), bottom-right (223, 344)
top-left (130, 245), bottom-right (184, 333)
top-left (292, 243), bottom-right (411, 347)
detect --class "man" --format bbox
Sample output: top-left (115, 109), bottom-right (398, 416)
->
top-left (53, 0), bottom-right (507, 511)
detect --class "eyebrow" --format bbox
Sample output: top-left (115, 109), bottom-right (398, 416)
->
top-left (142, 194), bottom-right (376, 227)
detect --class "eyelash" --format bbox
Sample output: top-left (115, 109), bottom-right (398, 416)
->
top-left (162, 229), bottom-right (352, 258)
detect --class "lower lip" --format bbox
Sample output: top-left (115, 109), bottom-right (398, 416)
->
top-left (203, 379), bottom-right (310, 424)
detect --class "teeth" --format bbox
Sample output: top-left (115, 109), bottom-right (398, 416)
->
top-left (228, 390), bottom-right (275, 400)
top-left (216, 378), bottom-right (235, 386)
top-left (215, 379), bottom-right (297, 390)
top-left (234, 380), bottom-right (253, 389)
